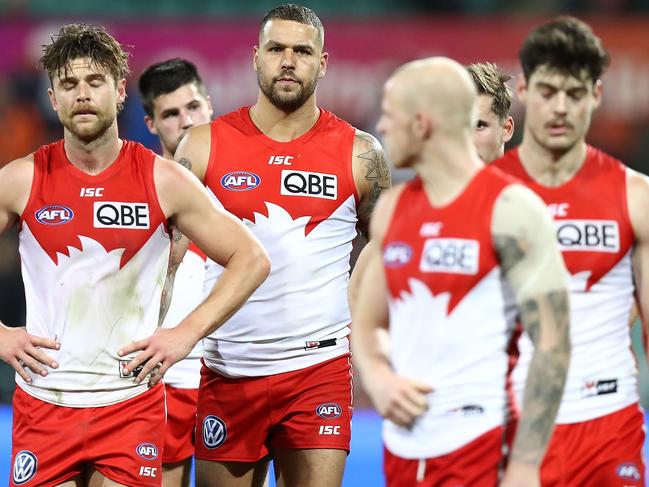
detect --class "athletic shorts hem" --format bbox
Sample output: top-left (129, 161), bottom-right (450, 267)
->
top-left (163, 452), bottom-right (194, 464)
top-left (94, 465), bottom-right (160, 487)
top-left (194, 453), bottom-right (269, 463)
top-left (271, 442), bottom-right (350, 453)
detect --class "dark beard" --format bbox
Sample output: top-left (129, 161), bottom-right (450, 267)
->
top-left (258, 71), bottom-right (318, 113)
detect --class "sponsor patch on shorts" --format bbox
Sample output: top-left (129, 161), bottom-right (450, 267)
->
top-left (203, 415), bottom-right (227, 449)
top-left (13, 450), bottom-right (38, 485)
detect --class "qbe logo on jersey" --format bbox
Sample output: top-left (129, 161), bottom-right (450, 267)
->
top-left (12, 450), bottom-right (37, 485)
top-left (203, 415), bottom-right (227, 449)
top-left (420, 238), bottom-right (480, 275)
top-left (93, 202), bottom-right (149, 229)
top-left (281, 170), bottom-right (337, 200)
top-left (555, 219), bottom-right (619, 253)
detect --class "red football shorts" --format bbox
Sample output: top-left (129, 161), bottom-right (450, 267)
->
top-left (11, 384), bottom-right (165, 487)
top-left (541, 403), bottom-right (645, 486)
top-left (163, 386), bottom-right (199, 463)
top-left (384, 427), bottom-right (503, 487)
top-left (195, 354), bottom-right (353, 462)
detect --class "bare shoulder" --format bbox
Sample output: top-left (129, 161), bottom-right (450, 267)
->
top-left (0, 155), bottom-right (35, 199)
top-left (174, 122), bottom-right (212, 180)
top-left (626, 168), bottom-right (649, 240)
top-left (369, 183), bottom-right (407, 243)
top-left (492, 183), bottom-right (551, 236)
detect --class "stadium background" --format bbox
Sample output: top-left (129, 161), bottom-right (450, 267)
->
top-left (1, 0), bottom-right (649, 484)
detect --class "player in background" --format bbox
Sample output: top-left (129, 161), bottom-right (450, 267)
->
top-left (492, 16), bottom-right (649, 486)
top-left (175, 4), bottom-right (391, 486)
top-left (353, 57), bottom-right (570, 487)
top-left (138, 57), bottom-right (213, 487)
top-left (0, 24), bottom-right (269, 487)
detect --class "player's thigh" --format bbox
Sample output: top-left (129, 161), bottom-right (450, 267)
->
top-left (55, 476), bottom-right (84, 487)
top-left (86, 468), bottom-right (131, 487)
top-left (273, 447), bottom-right (346, 487)
top-left (162, 458), bottom-right (192, 487)
top-left (195, 458), bottom-right (270, 487)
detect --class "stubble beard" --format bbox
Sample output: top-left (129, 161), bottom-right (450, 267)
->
top-left (258, 70), bottom-right (318, 113)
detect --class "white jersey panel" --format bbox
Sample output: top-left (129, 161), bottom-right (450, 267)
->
top-left (203, 197), bottom-right (356, 377)
top-left (17, 223), bottom-right (170, 407)
top-left (513, 250), bottom-right (637, 423)
top-left (383, 268), bottom-right (516, 458)
top-left (161, 249), bottom-right (206, 389)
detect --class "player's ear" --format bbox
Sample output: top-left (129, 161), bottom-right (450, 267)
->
top-left (592, 79), bottom-right (603, 109)
top-left (318, 51), bottom-right (329, 79)
top-left (253, 46), bottom-right (259, 73)
top-left (516, 75), bottom-right (528, 104)
top-left (502, 116), bottom-right (515, 143)
top-left (144, 115), bottom-right (158, 136)
top-left (48, 88), bottom-right (58, 112)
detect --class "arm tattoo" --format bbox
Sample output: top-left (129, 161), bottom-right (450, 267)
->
top-left (355, 133), bottom-right (391, 237)
top-left (177, 157), bottom-right (192, 171)
top-left (511, 290), bottom-right (570, 465)
top-left (493, 235), bottom-right (526, 275)
top-left (158, 269), bottom-right (178, 326)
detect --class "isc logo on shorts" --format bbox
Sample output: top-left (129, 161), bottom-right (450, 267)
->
top-left (203, 415), bottom-right (227, 449)
top-left (617, 463), bottom-right (641, 480)
top-left (12, 450), bottom-right (37, 485)
top-left (136, 443), bottom-right (159, 460)
top-left (555, 220), bottom-right (619, 253)
top-left (35, 205), bottom-right (74, 225)
top-left (280, 170), bottom-right (337, 200)
top-left (220, 171), bottom-right (261, 191)
top-left (420, 238), bottom-right (480, 275)
top-left (93, 202), bottom-right (149, 229)
top-left (383, 242), bottom-right (413, 268)
top-left (316, 403), bottom-right (342, 419)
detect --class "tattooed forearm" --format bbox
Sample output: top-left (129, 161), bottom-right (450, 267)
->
top-left (511, 290), bottom-right (570, 466)
top-left (177, 157), bottom-right (192, 171)
top-left (158, 269), bottom-right (178, 326)
top-left (355, 133), bottom-right (391, 237)
top-left (172, 226), bottom-right (184, 242)
top-left (493, 235), bottom-right (527, 274)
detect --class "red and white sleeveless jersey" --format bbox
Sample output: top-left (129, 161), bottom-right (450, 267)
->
top-left (17, 140), bottom-right (171, 407)
top-left (202, 107), bottom-right (357, 377)
top-left (161, 243), bottom-right (206, 389)
top-left (494, 146), bottom-right (637, 423)
top-left (382, 167), bottom-right (518, 459)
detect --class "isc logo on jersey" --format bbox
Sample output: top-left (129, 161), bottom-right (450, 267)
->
top-left (316, 403), bottom-right (342, 419)
top-left (555, 219), bottom-right (619, 253)
top-left (12, 450), bottom-right (37, 485)
top-left (281, 169), bottom-right (337, 200)
top-left (35, 205), bottom-right (74, 225)
top-left (203, 415), bottom-right (227, 449)
top-left (384, 242), bottom-right (413, 268)
top-left (220, 171), bottom-right (261, 191)
top-left (93, 202), bottom-right (149, 229)
top-left (420, 238), bottom-right (480, 275)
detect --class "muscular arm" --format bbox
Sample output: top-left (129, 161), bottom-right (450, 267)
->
top-left (493, 185), bottom-right (570, 478)
top-left (627, 169), bottom-right (649, 345)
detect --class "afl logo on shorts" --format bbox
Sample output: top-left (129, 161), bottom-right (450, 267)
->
top-left (35, 205), bottom-right (74, 225)
top-left (12, 450), bottom-right (37, 485)
top-left (316, 403), bottom-right (342, 419)
top-left (220, 171), bottom-right (261, 191)
top-left (203, 415), bottom-right (227, 449)
top-left (616, 463), bottom-right (641, 480)
top-left (135, 442), bottom-right (159, 460)
top-left (383, 242), bottom-right (413, 268)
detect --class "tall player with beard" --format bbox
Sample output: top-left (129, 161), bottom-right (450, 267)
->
top-left (0, 25), bottom-right (269, 487)
top-left (175, 4), bottom-right (391, 487)
top-left (493, 17), bottom-right (649, 486)
top-left (138, 58), bottom-right (214, 487)
top-left (352, 57), bottom-right (570, 487)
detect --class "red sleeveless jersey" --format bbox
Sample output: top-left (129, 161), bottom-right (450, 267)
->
top-left (201, 107), bottom-right (358, 377)
top-left (493, 146), bottom-right (638, 423)
top-left (381, 166), bottom-right (519, 458)
top-left (18, 139), bottom-right (171, 407)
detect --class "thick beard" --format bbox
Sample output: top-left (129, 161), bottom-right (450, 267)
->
top-left (62, 113), bottom-right (113, 144)
top-left (258, 71), bottom-right (318, 113)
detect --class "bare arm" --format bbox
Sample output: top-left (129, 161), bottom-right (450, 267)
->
top-left (351, 186), bottom-right (432, 426)
top-left (628, 169), bottom-right (649, 345)
top-left (0, 157), bottom-right (60, 380)
top-left (120, 156), bottom-right (270, 384)
top-left (493, 185), bottom-right (570, 485)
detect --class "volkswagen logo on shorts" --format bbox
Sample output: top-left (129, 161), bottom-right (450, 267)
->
top-left (203, 415), bottom-right (227, 449)
top-left (13, 450), bottom-right (37, 485)
top-left (220, 171), bottom-right (261, 191)
top-left (35, 205), bottom-right (74, 225)
top-left (316, 402), bottom-right (342, 419)
top-left (136, 442), bottom-right (159, 460)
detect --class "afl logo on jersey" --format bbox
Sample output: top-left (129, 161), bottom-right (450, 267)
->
top-left (202, 415), bottom-right (227, 449)
top-left (12, 450), bottom-right (38, 485)
top-left (35, 205), bottom-right (74, 225)
top-left (135, 443), bottom-right (159, 460)
top-left (316, 403), bottom-right (342, 419)
top-left (220, 171), bottom-right (261, 191)
top-left (384, 242), bottom-right (413, 268)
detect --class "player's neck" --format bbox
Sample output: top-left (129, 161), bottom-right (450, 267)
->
top-left (63, 123), bottom-right (123, 175)
top-left (416, 137), bottom-right (483, 208)
top-left (518, 133), bottom-right (587, 188)
top-left (249, 95), bottom-right (320, 142)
